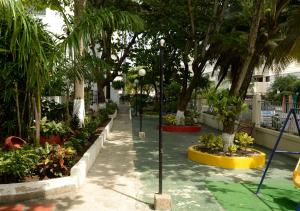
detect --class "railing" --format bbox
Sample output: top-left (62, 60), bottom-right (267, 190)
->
top-left (260, 100), bottom-right (300, 135)
top-left (239, 98), bottom-right (253, 121)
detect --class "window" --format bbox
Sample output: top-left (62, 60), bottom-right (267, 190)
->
top-left (265, 76), bottom-right (270, 82)
top-left (254, 76), bottom-right (263, 82)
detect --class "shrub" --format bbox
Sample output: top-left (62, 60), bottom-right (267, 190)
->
top-left (112, 80), bottom-right (125, 90)
top-left (36, 117), bottom-right (67, 137)
top-left (234, 132), bottom-right (254, 149)
top-left (99, 109), bottom-right (109, 121)
top-left (35, 143), bottom-right (76, 179)
top-left (64, 137), bottom-right (85, 154)
top-left (0, 145), bottom-right (39, 183)
top-left (228, 144), bottom-right (238, 154)
top-left (163, 114), bottom-right (176, 125)
top-left (70, 114), bottom-right (80, 131)
top-left (42, 100), bottom-right (66, 121)
top-left (106, 100), bottom-right (118, 115)
top-left (198, 134), bottom-right (223, 152)
top-left (184, 116), bottom-right (195, 126)
top-left (207, 89), bottom-right (247, 122)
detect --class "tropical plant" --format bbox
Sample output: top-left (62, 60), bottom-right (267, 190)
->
top-left (198, 134), bottom-right (223, 152)
top-left (42, 100), bottom-right (66, 122)
top-left (163, 114), bottom-right (177, 125)
top-left (64, 137), bottom-right (85, 154)
top-left (228, 144), bottom-right (238, 154)
top-left (35, 143), bottom-right (76, 178)
top-left (207, 89), bottom-right (247, 128)
top-left (0, 145), bottom-right (39, 183)
top-left (70, 114), bottom-right (81, 131)
top-left (106, 100), bottom-right (118, 115)
top-left (112, 81), bottom-right (125, 90)
top-left (38, 117), bottom-right (67, 137)
top-left (234, 132), bottom-right (254, 150)
top-left (0, 0), bottom-right (59, 144)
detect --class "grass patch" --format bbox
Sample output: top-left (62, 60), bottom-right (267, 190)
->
top-left (206, 180), bottom-right (299, 211)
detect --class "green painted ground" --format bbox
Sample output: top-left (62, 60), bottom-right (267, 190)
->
top-left (206, 180), bottom-right (299, 211)
top-left (132, 117), bottom-right (299, 211)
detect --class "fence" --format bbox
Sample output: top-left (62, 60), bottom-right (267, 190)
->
top-left (239, 98), bottom-right (253, 121)
top-left (199, 94), bottom-right (300, 136)
top-left (260, 100), bottom-right (300, 135)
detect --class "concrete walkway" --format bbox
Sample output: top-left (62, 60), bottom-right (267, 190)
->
top-left (21, 104), bottom-right (152, 211)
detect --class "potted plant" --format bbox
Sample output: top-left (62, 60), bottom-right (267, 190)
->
top-left (39, 117), bottom-right (67, 145)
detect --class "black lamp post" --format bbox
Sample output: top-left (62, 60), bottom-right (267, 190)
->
top-left (158, 39), bottom-right (165, 194)
top-left (138, 69), bottom-right (146, 133)
top-left (134, 79), bottom-right (139, 116)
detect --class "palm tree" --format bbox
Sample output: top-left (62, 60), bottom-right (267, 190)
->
top-left (73, 0), bottom-right (87, 126)
top-left (212, 1), bottom-right (300, 150)
top-left (0, 0), bottom-right (58, 145)
top-left (64, 1), bottom-right (143, 116)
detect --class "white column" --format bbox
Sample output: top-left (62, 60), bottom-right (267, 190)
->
top-left (252, 94), bottom-right (261, 126)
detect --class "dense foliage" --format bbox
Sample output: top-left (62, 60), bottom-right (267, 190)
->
top-left (267, 75), bottom-right (300, 102)
top-left (0, 106), bottom-right (112, 184)
top-left (198, 132), bottom-right (254, 155)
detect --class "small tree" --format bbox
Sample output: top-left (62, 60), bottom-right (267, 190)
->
top-left (207, 89), bottom-right (247, 151)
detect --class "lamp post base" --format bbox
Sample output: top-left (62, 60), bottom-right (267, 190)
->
top-left (154, 193), bottom-right (171, 211)
top-left (139, 132), bottom-right (145, 139)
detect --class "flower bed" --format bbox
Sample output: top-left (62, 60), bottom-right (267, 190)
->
top-left (161, 113), bottom-right (202, 133)
top-left (187, 132), bottom-right (266, 169)
top-left (0, 115), bottom-right (115, 202)
top-left (161, 125), bottom-right (202, 133)
top-left (188, 145), bottom-right (265, 169)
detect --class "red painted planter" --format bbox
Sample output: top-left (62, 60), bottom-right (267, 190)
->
top-left (161, 125), bottom-right (202, 133)
top-left (40, 134), bottom-right (62, 145)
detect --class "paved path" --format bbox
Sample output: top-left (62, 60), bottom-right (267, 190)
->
top-left (16, 104), bottom-right (152, 211)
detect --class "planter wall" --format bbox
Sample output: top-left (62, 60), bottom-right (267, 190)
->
top-left (253, 126), bottom-right (300, 159)
top-left (200, 113), bottom-right (239, 131)
top-left (108, 109), bottom-right (117, 119)
top-left (0, 114), bottom-right (117, 202)
top-left (200, 113), bottom-right (223, 130)
top-left (188, 145), bottom-right (266, 169)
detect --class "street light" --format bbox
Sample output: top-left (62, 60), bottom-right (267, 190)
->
top-left (154, 39), bottom-right (171, 210)
top-left (138, 69), bottom-right (146, 139)
top-left (158, 39), bottom-right (165, 195)
top-left (134, 79), bottom-right (139, 116)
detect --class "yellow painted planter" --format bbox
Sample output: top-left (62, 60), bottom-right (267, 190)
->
top-left (187, 145), bottom-right (266, 169)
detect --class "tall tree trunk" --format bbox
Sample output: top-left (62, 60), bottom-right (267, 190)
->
top-left (66, 83), bottom-right (71, 122)
top-left (176, 62), bottom-right (206, 124)
top-left (232, 0), bottom-right (264, 95)
top-left (15, 82), bottom-right (21, 137)
top-left (73, 0), bottom-right (87, 126)
top-left (222, 0), bottom-right (264, 151)
top-left (222, 117), bottom-right (235, 152)
top-left (33, 87), bottom-right (41, 146)
top-left (106, 83), bottom-right (111, 100)
top-left (178, 0), bottom-right (229, 125)
top-left (97, 81), bottom-right (106, 105)
top-left (74, 78), bottom-right (85, 125)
